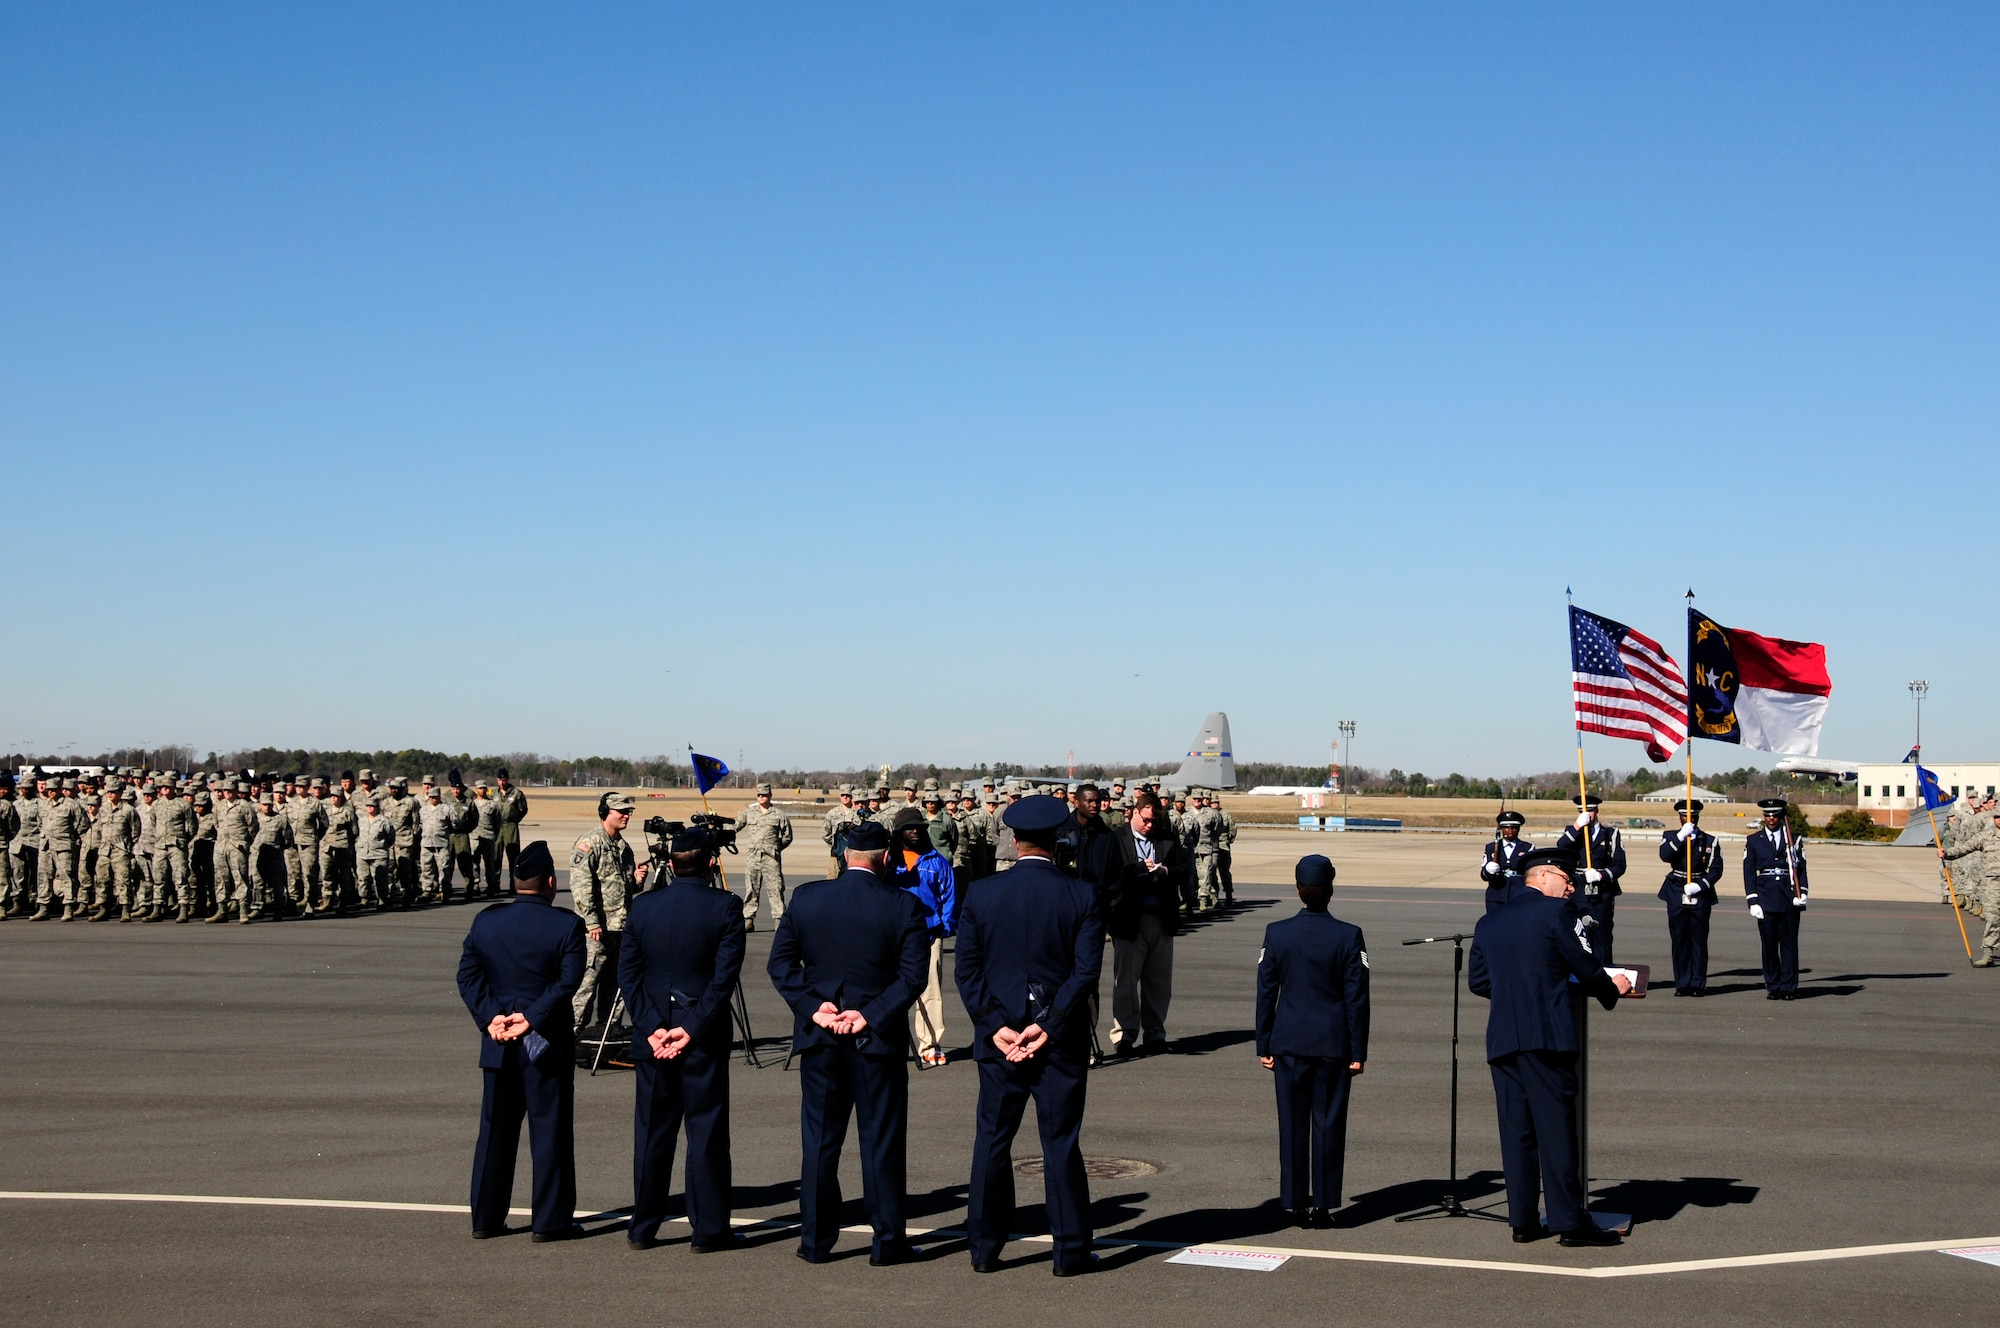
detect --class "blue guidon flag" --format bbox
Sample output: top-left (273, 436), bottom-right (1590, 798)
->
top-left (1570, 605), bottom-right (1689, 764)
top-left (1916, 763), bottom-right (1955, 812)
top-left (690, 752), bottom-right (731, 795)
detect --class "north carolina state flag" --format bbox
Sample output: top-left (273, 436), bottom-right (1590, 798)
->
top-left (1686, 610), bottom-right (1831, 756)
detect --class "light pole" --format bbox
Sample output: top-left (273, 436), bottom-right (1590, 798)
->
top-left (1338, 720), bottom-right (1357, 819)
top-left (1910, 681), bottom-right (1928, 756)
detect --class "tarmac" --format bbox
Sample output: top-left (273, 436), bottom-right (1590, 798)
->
top-left (3, 833), bottom-right (1997, 1327)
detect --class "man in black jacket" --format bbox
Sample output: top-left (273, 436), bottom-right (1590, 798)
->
top-left (619, 826), bottom-right (746, 1251)
top-left (1092, 792), bottom-right (1188, 1056)
top-left (767, 820), bottom-right (931, 1265)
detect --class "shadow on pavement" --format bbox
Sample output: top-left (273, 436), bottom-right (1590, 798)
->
top-left (1333, 1170), bottom-right (1507, 1227)
top-left (1170, 1028), bottom-right (1256, 1057)
top-left (1818, 971), bottom-right (1950, 982)
top-left (1108, 1196), bottom-right (1296, 1246)
top-left (1591, 1175), bottom-right (1759, 1226)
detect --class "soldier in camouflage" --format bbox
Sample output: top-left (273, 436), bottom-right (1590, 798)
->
top-left (1944, 796), bottom-right (1991, 922)
top-left (152, 780), bottom-right (197, 921)
top-left (470, 780), bottom-right (502, 896)
top-left (207, 781), bottom-right (259, 923)
top-left (493, 767), bottom-right (530, 879)
top-left (319, 784), bottom-right (357, 913)
top-left (93, 782), bottom-right (140, 921)
top-left (0, 775), bottom-right (19, 918)
top-left (355, 795), bottom-right (396, 909)
top-left (1188, 790), bottom-right (1224, 912)
top-left (923, 789), bottom-right (958, 861)
top-left (1216, 794), bottom-right (1238, 904)
top-left (381, 775), bottom-right (421, 909)
top-left (34, 779), bottom-right (89, 920)
top-left (822, 784), bottom-right (860, 879)
top-left (731, 782), bottom-right (794, 931)
top-left (955, 787), bottom-right (991, 881)
top-left (447, 775), bottom-right (478, 899)
top-left (286, 777), bottom-right (327, 909)
top-left (571, 791), bottom-right (638, 1030)
top-left (189, 786), bottom-right (217, 919)
top-left (9, 774), bottom-right (41, 918)
top-left (418, 781), bottom-right (457, 902)
top-left (250, 791), bottom-right (294, 922)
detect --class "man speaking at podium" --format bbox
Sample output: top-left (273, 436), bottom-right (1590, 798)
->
top-left (1468, 846), bottom-right (1631, 1248)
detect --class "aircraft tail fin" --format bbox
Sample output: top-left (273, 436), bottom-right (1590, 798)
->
top-left (1167, 712), bottom-right (1235, 790)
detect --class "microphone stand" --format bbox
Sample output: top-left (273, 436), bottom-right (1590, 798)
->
top-left (1396, 932), bottom-right (1507, 1223)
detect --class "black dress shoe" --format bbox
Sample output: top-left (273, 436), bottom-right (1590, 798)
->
top-left (1291, 1206), bottom-right (1314, 1230)
top-left (1689, 989), bottom-right (1706, 997)
top-left (1673, 988), bottom-right (1690, 997)
top-left (1766, 991), bottom-right (1782, 1000)
top-left (531, 1224), bottom-right (584, 1243)
top-left (795, 1246), bottom-right (831, 1264)
top-left (971, 1257), bottom-right (1003, 1274)
top-left (1780, 992), bottom-right (1796, 1001)
top-left (692, 1232), bottom-right (746, 1254)
top-left (1052, 1254), bottom-right (1101, 1277)
top-left (626, 1232), bottom-right (661, 1250)
top-left (868, 1238), bottom-right (917, 1266)
top-left (1511, 1225), bottom-right (1548, 1244)
top-left (1307, 1207), bottom-right (1333, 1229)
top-left (1558, 1225), bottom-right (1622, 1247)
top-left (471, 1227), bottom-right (506, 1240)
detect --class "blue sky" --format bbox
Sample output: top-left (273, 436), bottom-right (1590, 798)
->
top-left (4, 4), bottom-right (1995, 774)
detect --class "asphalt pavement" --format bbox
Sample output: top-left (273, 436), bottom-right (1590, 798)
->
top-left (3, 864), bottom-right (1997, 1327)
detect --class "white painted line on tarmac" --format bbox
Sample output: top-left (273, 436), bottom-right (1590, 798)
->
top-left (0, 1192), bottom-right (1986, 1278)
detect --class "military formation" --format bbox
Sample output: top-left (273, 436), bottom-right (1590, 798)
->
top-left (0, 766), bottom-right (529, 923)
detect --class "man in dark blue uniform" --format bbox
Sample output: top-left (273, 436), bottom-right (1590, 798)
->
top-left (767, 819), bottom-right (931, 1265)
top-left (1469, 846), bottom-right (1632, 1247)
top-left (1657, 798), bottom-right (1723, 997)
top-left (1743, 798), bottom-right (1809, 1000)
top-left (1254, 854), bottom-right (1369, 1230)
top-left (455, 840), bottom-right (588, 1242)
top-left (955, 794), bottom-right (1104, 1276)
top-left (619, 824), bottom-right (746, 1252)
top-left (1480, 810), bottom-right (1533, 913)
top-left (1555, 793), bottom-right (1626, 961)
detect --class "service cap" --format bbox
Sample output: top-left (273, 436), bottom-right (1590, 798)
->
top-left (1496, 809), bottom-right (1526, 828)
top-left (1674, 799), bottom-right (1704, 816)
top-left (1517, 846), bottom-right (1578, 878)
top-left (1295, 854), bottom-right (1336, 889)
top-left (846, 820), bottom-right (891, 852)
top-left (1757, 797), bottom-right (1789, 815)
top-left (513, 839), bottom-right (555, 880)
top-left (1002, 794), bottom-right (1069, 835)
top-left (1571, 793), bottom-right (1604, 808)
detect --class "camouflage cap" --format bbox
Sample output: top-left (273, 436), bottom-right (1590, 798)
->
top-left (258, 792), bottom-right (275, 806)
top-left (122, 787), bottom-right (138, 802)
top-left (423, 774), bottom-right (439, 786)
top-left (357, 768), bottom-right (375, 781)
top-left (902, 779), bottom-right (918, 792)
top-left (756, 782), bottom-right (773, 795)
top-left (193, 791), bottom-right (212, 807)
top-left (474, 779), bottom-right (490, 791)
top-left (104, 778), bottom-right (123, 793)
top-left (310, 776), bottom-right (325, 788)
top-left (389, 775), bottom-right (408, 788)
top-left (425, 784), bottom-right (441, 798)
top-left (603, 792), bottom-right (637, 813)
top-left (364, 795), bottom-right (382, 809)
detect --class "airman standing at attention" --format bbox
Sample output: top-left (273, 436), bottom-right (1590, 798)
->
top-left (76, 778), bottom-right (103, 917)
top-left (94, 782), bottom-right (140, 921)
top-left (731, 782), bottom-right (794, 933)
top-left (208, 780), bottom-right (259, 923)
top-left (9, 773), bottom-right (41, 918)
top-left (152, 778), bottom-right (196, 921)
top-left (1481, 811), bottom-right (1533, 913)
top-left (570, 792), bottom-right (639, 1033)
top-left (1658, 799), bottom-right (1723, 995)
top-left (471, 781), bottom-right (503, 897)
top-left (0, 774), bottom-right (21, 918)
top-left (35, 778), bottom-right (89, 921)
top-left (822, 785), bottom-right (860, 880)
top-left (1744, 798), bottom-right (1808, 999)
top-left (133, 781), bottom-right (159, 919)
top-left (493, 767), bottom-right (530, 879)
top-left (448, 772), bottom-right (478, 900)
top-left (320, 784), bottom-right (357, 913)
top-left (1190, 791), bottom-right (1225, 912)
top-left (420, 781), bottom-right (458, 903)
top-left (382, 776), bottom-right (421, 909)
top-left (356, 795), bottom-right (396, 909)
top-left (251, 790), bottom-right (295, 921)
top-left (190, 786), bottom-right (217, 919)
top-left (923, 789), bottom-right (958, 862)
top-left (1555, 793), bottom-right (1627, 963)
top-left (286, 777), bottom-right (327, 910)
top-left (956, 788), bottom-right (991, 883)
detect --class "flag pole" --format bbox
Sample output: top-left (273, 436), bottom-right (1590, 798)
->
top-left (1568, 590), bottom-right (1594, 873)
top-left (1924, 797), bottom-right (1973, 960)
top-left (1684, 591), bottom-right (1696, 885)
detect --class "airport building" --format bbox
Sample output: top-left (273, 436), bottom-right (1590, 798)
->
top-left (1855, 762), bottom-right (2000, 818)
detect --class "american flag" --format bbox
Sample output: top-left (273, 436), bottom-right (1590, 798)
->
top-left (1570, 605), bottom-right (1688, 763)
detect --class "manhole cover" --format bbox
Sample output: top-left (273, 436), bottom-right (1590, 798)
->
top-left (1014, 1155), bottom-right (1157, 1180)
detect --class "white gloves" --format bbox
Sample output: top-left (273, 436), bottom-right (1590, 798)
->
top-left (1794, 894), bottom-right (1808, 910)
top-left (1582, 868), bottom-right (1604, 885)
top-left (1677, 823), bottom-right (1696, 842)
top-left (1749, 903), bottom-right (1765, 920)
top-left (1574, 812), bottom-right (1592, 830)
top-left (1482, 861), bottom-right (1499, 878)
top-left (1683, 881), bottom-right (1702, 900)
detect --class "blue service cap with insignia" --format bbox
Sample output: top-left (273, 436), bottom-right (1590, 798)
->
top-left (1002, 794), bottom-right (1069, 835)
top-left (670, 825), bottom-right (719, 854)
top-left (1757, 797), bottom-right (1788, 815)
top-left (512, 840), bottom-right (555, 880)
top-left (1570, 793), bottom-right (1604, 808)
top-left (845, 819), bottom-right (891, 851)
top-left (1674, 798), bottom-right (1704, 816)
top-left (1496, 810), bottom-right (1526, 827)
top-left (1295, 854), bottom-right (1336, 889)
top-left (1517, 846), bottom-right (1577, 878)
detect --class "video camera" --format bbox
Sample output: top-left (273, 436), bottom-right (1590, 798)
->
top-left (641, 812), bottom-right (738, 860)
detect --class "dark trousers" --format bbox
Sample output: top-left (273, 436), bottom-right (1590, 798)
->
top-left (1490, 1050), bottom-right (1585, 1235)
top-left (631, 1044), bottom-right (731, 1244)
top-left (471, 1047), bottom-right (577, 1236)
top-left (1219, 849), bottom-right (1234, 901)
top-left (796, 1042), bottom-right (908, 1257)
top-left (1664, 898), bottom-right (1712, 991)
top-left (1578, 893), bottom-right (1616, 963)
top-left (1273, 1055), bottom-right (1353, 1210)
top-left (1757, 908), bottom-right (1801, 993)
top-left (966, 1053), bottom-right (1092, 1270)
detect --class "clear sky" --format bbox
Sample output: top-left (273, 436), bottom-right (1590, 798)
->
top-left (5, 4), bottom-right (1996, 775)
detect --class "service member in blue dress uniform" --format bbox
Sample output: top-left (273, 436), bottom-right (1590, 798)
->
top-left (1480, 810), bottom-right (1534, 913)
top-left (1554, 793), bottom-right (1627, 961)
top-left (1254, 854), bottom-right (1369, 1229)
top-left (1743, 798), bottom-right (1809, 1000)
top-left (619, 823), bottom-right (747, 1252)
top-left (768, 818), bottom-right (932, 1265)
top-left (1657, 799), bottom-right (1723, 996)
top-left (954, 794), bottom-right (1105, 1276)
top-left (1468, 846), bottom-right (1632, 1247)
top-left (455, 841), bottom-right (588, 1242)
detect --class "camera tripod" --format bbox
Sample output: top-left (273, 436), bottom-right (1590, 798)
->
top-left (1396, 931), bottom-right (1507, 1224)
top-left (586, 979), bottom-right (768, 1077)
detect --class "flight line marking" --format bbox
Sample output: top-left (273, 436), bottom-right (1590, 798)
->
top-left (0, 1191), bottom-right (1987, 1278)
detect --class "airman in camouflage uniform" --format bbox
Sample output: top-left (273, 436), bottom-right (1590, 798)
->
top-left (447, 778), bottom-right (478, 898)
top-left (571, 791), bottom-right (638, 1029)
top-left (9, 775), bottom-right (41, 918)
top-left (356, 795), bottom-right (396, 909)
top-left (418, 782), bottom-right (457, 902)
top-left (0, 776), bottom-right (20, 917)
top-left (93, 782), bottom-right (140, 921)
top-left (1942, 796), bottom-right (1976, 905)
top-left (190, 787), bottom-right (217, 918)
top-left (319, 785), bottom-right (357, 912)
top-left (1944, 796), bottom-right (1991, 920)
top-left (923, 791), bottom-right (958, 861)
top-left (955, 789), bottom-right (991, 881)
top-left (822, 784), bottom-right (860, 878)
top-left (470, 780), bottom-right (502, 896)
top-left (731, 782), bottom-right (795, 930)
top-left (1215, 794), bottom-right (1238, 904)
top-left (35, 780), bottom-right (89, 920)
top-left (380, 775), bottom-right (421, 908)
top-left (250, 791), bottom-right (294, 921)
top-left (285, 777), bottom-right (327, 908)
top-left (493, 768), bottom-right (530, 878)
top-left (153, 782), bottom-right (197, 921)
top-left (209, 782), bottom-right (259, 922)
top-left (1188, 790), bottom-right (1224, 911)
top-left (1970, 803), bottom-right (2000, 966)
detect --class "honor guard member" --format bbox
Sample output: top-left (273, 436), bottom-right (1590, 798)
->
top-left (457, 841), bottom-right (588, 1242)
top-left (767, 818), bottom-right (931, 1266)
top-left (1468, 846), bottom-right (1631, 1246)
top-left (1480, 811), bottom-right (1533, 913)
top-left (1658, 799), bottom-right (1723, 995)
top-left (493, 768), bottom-right (530, 878)
top-left (822, 785), bottom-right (860, 879)
top-left (1555, 794), bottom-right (1626, 961)
top-left (1744, 798), bottom-right (1809, 999)
top-left (1255, 855), bottom-right (1370, 1230)
top-left (571, 792), bottom-right (638, 1032)
top-left (618, 823), bottom-right (748, 1252)
top-left (955, 794), bottom-right (1105, 1275)
top-left (471, 781), bottom-right (503, 897)
top-left (731, 782), bottom-right (795, 932)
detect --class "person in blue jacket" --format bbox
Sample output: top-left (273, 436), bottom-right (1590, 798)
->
top-left (1468, 846), bottom-right (1631, 1248)
top-left (889, 807), bottom-right (958, 1067)
top-left (1743, 798), bottom-right (1809, 1000)
top-left (767, 818), bottom-right (931, 1265)
top-left (455, 840), bottom-right (587, 1242)
top-left (618, 824), bottom-right (746, 1252)
top-left (1657, 799), bottom-right (1723, 996)
top-left (1254, 854), bottom-right (1369, 1230)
